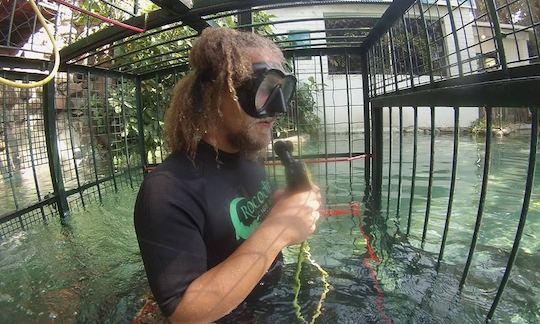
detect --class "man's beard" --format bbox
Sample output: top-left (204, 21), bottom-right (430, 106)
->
top-left (226, 122), bottom-right (271, 158)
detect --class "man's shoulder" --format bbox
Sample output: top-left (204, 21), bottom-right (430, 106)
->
top-left (140, 152), bottom-right (203, 193)
top-left (151, 151), bottom-right (199, 178)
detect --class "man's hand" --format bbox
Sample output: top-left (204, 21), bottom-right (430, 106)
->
top-left (169, 186), bottom-right (321, 323)
top-left (263, 185), bottom-right (322, 245)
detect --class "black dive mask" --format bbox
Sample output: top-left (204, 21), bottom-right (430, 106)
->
top-left (236, 63), bottom-right (297, 119)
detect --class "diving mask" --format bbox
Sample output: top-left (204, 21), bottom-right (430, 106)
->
top-left (236, 62), bottom-right (297, 119)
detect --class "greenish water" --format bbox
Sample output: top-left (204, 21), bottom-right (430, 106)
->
top-left (0, 133), bottom-right (538, 323)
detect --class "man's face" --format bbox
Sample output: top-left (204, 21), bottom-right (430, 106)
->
top-left (220, 50), bottom-right (284, 154)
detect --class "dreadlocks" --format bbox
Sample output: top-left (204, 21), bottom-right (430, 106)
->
top-left (164, 27), bottom-right (284, 158)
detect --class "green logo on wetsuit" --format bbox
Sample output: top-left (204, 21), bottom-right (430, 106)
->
top-left (229, 180), bottom-right (272, 240)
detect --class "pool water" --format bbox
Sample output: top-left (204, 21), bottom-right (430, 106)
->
top-left (0, 133), bottom-right (538, 323)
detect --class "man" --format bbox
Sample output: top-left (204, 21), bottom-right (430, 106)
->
top-left (134, 27), bottom-right (321, 323)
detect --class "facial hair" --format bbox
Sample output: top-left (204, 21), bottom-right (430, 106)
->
top-left (226, 119), bottom-right (272, 158)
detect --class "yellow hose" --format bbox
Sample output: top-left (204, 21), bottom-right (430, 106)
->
top-left (0, 0), bottom-right (60, 89)
top-left (293, 241), bottom-right (331, 324)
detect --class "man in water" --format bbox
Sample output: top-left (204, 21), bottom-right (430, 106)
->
top-left (134, 27), bottom-right (321, 323)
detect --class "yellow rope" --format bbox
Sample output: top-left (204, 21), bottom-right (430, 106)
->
top-left (0, 0), bottom-right (60, 88)
top-left (293, 242), bottom-right (307, 323)
top-left (293, 240), bottom-right (331, 324)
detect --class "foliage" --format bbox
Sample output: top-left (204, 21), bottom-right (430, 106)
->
top-left (84, 77), bottom-right (139, 169)
top-left (66, 1), bottom-right (136, 47)
top-left (470, 115), bottom-right (486, 135)
top-left (62, 5), bottom-right (321, 162)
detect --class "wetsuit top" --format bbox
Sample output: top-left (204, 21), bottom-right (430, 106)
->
top-left (134, 142), bottom-right (278, 317)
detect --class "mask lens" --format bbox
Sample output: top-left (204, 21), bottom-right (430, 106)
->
top-left (281, 75), bottom-right (296, 103)
top-left (255, 71), bottom-right (283, 111)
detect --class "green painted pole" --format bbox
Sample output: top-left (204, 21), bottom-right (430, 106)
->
top-left (43, 80), bottom-right (70, 222)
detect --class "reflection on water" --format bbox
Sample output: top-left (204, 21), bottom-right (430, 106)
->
top-left (0, 134), bottom-right (538, 323)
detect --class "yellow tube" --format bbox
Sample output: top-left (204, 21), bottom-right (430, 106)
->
top-left (0, 0), bottom-right (60, 89)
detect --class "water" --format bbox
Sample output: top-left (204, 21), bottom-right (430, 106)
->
top-left (0, 190), bottom-right (147, 323)
top-left (0, 133), bottom-right (538, 323)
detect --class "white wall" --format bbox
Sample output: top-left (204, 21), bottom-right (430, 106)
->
top-left (474, 22), bottom-right (531, 67)
top-left (268, 3), bottom-right (480, 133)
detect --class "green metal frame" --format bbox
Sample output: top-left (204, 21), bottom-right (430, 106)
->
top-left (361, 0), bottom-right (540, 321)
top-left (43, 80), bottom-right (69, 221)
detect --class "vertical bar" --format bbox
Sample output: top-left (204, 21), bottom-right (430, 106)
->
top-left (421, 106), bottom-right (436, 249)
top-left (6, 0), bottom-right (17, 46)
top-left (502, 0), bottom-right (522, 62)
top-left (389, 27), bottom-right (399, 90)
top-left (368, 48), bottom-right (374, 97)
top-left (292, 52), bottom-right (301, 156)
top-left (386, 107), bottom-right (392, 218)
top-left (485, 0), bottom-right (509, 73)
top-left (65, 69), bottom-right (85, 207)
top-left (68, 3), bottom-right (74, 44)
top-left (524, 0), bottom-right (539, 57)
top-left (486, 109), bottom-right (538, 321)
top-left (319, 52), bottom-right (329, 187)
top-left (120, 75), bottom-right (134, 189)
top-left (238, 10), bottom-right (253, 32)
top-left (418, 0), bottom-right (435, 83)
top-left (361, 53), bottom-right (371, 191)
top-left (455, 0), bottom-right (474, 73)
top-left (386, 26), bottom-right (400, 217)
top-left (2, 84), bottom-right (20, 214)
top-left (104, 75), bottom-right (118, 191)
top-left (371, 105), bottom-right (384, 210)
top-left (460, 107), bottom-right (493, 289)
top-left (135, 76), bottom-right (147, 173)
top-left (157, 76), bottom-right (164, 163)
top-left (30, 6), bottom-right (38, 52)
top-left (345, 52), bottom-right (354, 188)
top-left (437, 107), bottom-right (460, 270)
top-left (402, 15), bottom-right (416, 88)
top-left (85, 71), bottom-right (103, 201)
top-left (379, 40), bottom-right (387, 94)
top-left (371, 48), bottom-right (377, 97)
top-left (43, 80), bottom-right (69, 220)
top-left (154, 74), bottom-right (164, 164)
top-left (24, 76), bottom-right (46, 222)
top-left (396, 106), bottom-right (403, 218)
top-left (345, 51), bottom-right (352, 158)
top-left (406, 106), bottom-right (418, 235)
top-left (445, 0), bottom-right (465, 77)
top-left (319, 53), bottom-right (328, 159)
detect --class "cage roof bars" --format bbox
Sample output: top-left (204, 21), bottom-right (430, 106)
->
top-left (59, 0), bottom-right (391, 74)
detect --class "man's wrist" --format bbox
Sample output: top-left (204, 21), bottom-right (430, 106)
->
top-left (253, 220), bottom-right (290, 252)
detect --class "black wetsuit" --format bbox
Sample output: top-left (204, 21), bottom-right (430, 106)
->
top-left (134, 142), bottom-right (280, 320)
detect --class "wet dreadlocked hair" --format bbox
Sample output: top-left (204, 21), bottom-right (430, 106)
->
top-left (164, 27), bottom-right (284, 158)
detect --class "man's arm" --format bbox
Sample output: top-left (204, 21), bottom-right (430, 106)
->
top-left (169, 186), bottom-right (321, 323)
